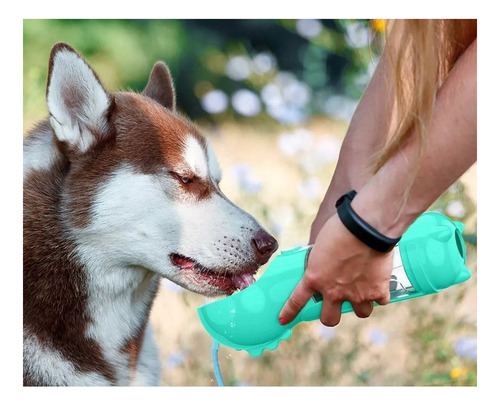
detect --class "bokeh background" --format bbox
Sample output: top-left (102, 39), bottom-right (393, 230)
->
top-left (23, 19), bottom-right (477, 386)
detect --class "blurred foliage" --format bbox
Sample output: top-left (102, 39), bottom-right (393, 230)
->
top-left (24, 19), bottom-right (383, 130)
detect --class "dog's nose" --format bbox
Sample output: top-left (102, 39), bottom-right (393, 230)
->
top-left (252, 230), bottom-right (278, 264)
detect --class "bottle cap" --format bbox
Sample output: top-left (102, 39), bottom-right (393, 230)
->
top-left (399, 212), bottom-right (471, 294)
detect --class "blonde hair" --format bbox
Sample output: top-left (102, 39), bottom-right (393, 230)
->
top-left (371, 19), bottom-right (477, 174)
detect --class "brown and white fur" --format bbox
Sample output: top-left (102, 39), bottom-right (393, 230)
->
top-left (23, 43), bottom-right (278, 386)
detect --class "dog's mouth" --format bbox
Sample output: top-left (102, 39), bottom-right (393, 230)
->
top-left (169, 253), bottom-right (257, 295)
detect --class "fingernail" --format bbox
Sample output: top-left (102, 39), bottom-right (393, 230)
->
top-left (279, 318), bottom-right (288, 325)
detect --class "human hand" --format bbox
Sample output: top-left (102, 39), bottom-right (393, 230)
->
top-left (278, 213), bottom-right (393, 327)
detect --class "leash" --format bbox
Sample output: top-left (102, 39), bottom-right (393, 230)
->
top-left (211, 340), bottom-right (225, 386)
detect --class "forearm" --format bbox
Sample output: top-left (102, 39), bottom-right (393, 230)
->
top-left (352, 39), bottom-right (477, 237)
top-left (311, 51), bottom-right (395, 241)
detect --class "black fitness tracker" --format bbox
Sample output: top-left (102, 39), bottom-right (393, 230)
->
top-left (335, 190), bottom-right (401, 252)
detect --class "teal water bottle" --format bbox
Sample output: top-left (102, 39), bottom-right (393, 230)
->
top-left (197, 212), bottom-right (472, 356)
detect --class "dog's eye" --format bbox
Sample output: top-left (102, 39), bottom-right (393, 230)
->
top-left (169, 171), bottom-right (195, 185)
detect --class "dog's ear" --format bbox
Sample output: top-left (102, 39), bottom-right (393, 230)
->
top-left (142, 61), bottom-right (176, 111)
top-left (46, 43), bottom-right (113, 157)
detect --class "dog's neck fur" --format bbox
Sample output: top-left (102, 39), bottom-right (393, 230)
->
top-left (23, 124), bottom-right (160, 386)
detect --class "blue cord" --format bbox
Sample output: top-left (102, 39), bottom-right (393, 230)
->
top-left (211, 340), bottom-right (225, 386)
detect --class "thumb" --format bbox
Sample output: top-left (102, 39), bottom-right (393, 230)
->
top-left (278, 279), bottom-right (315, 325)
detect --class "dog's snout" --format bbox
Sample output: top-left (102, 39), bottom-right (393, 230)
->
top-left (252, 230), bottom-right (278, 264)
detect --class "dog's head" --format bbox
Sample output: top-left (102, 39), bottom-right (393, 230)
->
top-left (46, 43), bottom-right (278, 296)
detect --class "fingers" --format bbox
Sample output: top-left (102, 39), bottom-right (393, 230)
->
top-left (351, 288), bottom-right (389, 318)
top-left (351, 300), bottom-right (374, 318)
top-left (319, 300), bottom-right (342, 327)
top-left (278, 279), bottom-right (315, 325)
top-left (321, 300), bottom-right (374, 326)
top-left (375, 290), bottom-right (391, 306)
top-left (279, 284), bottom-right (388, 326)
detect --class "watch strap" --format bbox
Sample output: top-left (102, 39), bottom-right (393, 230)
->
top-left (335, 190), bottom-right (400, 253)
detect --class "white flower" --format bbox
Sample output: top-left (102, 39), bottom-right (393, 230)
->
top-left (278, 128), bottom-right (313, 156)
top-left (301, 135), bottom-right (342, 173)
top-left (266, 105), bottom-right (306, 125)
top-left (345, 21), bottom-right (371, 49)
top-left (261, 83), bottom-right (282, 107)
top-left (231, 164), bottom-right (262, 194)
top-left (200, 90), bottom-right (228, 114)
top-left (318, 323), bottom-right (336, 341)
top-left (298, 177), bottom-right (321, 199)
top-left (231, 163), bottom-right (251, 179)
top-left (314, 135), bottom-right (342, 164)
top-left (269, 205), bottom-right (296, 236)
top-left (323, 95), bottom-right (358, 122)
top-left (446, 200), bottom-right (466, 218)
top-left (282, 80), bottom-right (311, 108)
top-left (225, 55), bottom-right (252, 81)
top-left (261, 72), bottom-right (311, 124)
top-left (252, 52), bottom-right (276, 75)
top-left (296, 19), bottom-right (323, 39)
top-left (231, 89), bottom-right (262, 117)
top-left (368, 328), bottom-right (388, 345)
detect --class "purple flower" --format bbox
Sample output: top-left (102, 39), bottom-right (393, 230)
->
top-left (454, 337), bottom-right (477, 360)
top-left (235, 381), bottom-right (251, 386)
top-left (318, 323), bottom-right (336, 341)
top-left (231, 164), bottom-right (262, 194)
top-left (165, 351), bottom-right (185, 369)
top-left (368, 328), bottom-right (388, 345)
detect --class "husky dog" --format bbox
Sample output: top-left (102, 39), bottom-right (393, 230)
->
top-left (23, 43), bottom-right (278, 386)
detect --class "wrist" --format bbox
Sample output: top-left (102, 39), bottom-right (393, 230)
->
top-left (350, 181), bottom-right (421, 239)
top-left (336, 190), bottom-right (401, 252)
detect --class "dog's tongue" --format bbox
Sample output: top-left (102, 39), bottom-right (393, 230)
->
top-left (231, 273), bottom-right (255, 290)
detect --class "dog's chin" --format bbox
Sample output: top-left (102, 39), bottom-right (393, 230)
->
top-left (169, 253), bottom-right (257, 296)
